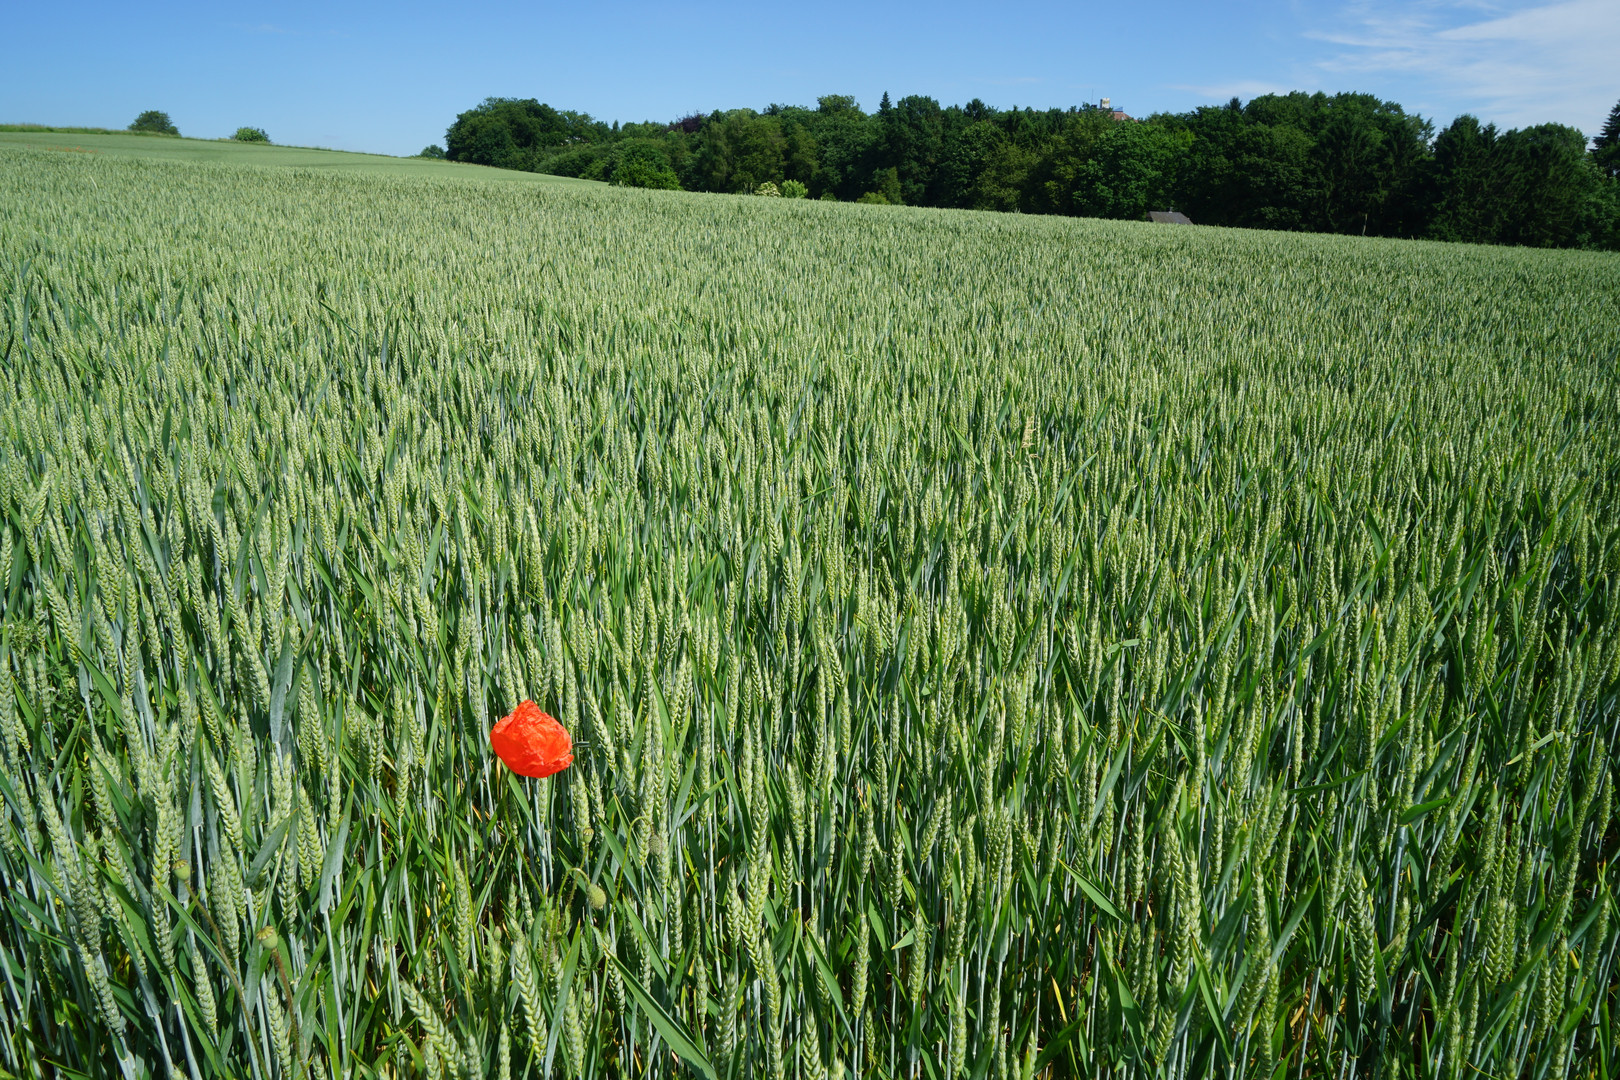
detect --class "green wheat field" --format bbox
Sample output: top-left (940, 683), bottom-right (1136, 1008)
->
top-left (0, 137), bottom-right (1617, 1080)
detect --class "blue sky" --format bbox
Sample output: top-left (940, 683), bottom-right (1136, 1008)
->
top-left (5, 1), bottom-right (1615, 157)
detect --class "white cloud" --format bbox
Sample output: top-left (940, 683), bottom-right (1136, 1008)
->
top-left (1310, 0), bottom-right (1619, 134)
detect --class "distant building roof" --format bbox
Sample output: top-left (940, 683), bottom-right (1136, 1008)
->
top-left (1111, 111), bottom-right (1132, 121)
top-left (1149, 211), bottom-right (1193, 225)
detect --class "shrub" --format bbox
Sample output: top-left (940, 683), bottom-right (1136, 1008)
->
top-left (609, 141), bottom-right (681, 189)
top-left (754, 181), bottom-right (782, 197)
top-left (418, 145), bottom-right (447, 159)
top-left (128, 110), bottom-right (178, 136)
top-left (856, 191), bottom-right (889, 205)
top-left (613, 159), bottom-right (680, 190)
top-left (873, 166), bottom-right (903, 205)
top-left (232, 127), bottom-right (270, 143)
top-left (537, 145), bottom-right (606, 179)
top-left (781, 179), bottom-right (808, 199)
top-left (820, 191), bottom-right (838, 201)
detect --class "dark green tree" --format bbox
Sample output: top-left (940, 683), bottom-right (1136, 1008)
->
top-left (1592, 99), bottom-right (1620, 178)
top-left (445, 99), bottom-right (607, 170)
top-left (1226, 122), bottom-right (1317, 229)
top-left (428, 87), bottom-right (1617, 248)
top-left (1428, 115), bottom-right (1499, 243)
top-left (1308, 93), bottom-right (1431, 235)
top-left (1166, 93), bottom-right (1430, 236)
top-left (1025, 109), bottom-right (1111, 215)
top-left (938, 119), bottom-right (1015, 209)
top-left (1158, 103), bottom-right (1247, 224)
top-left (686, 111), bottom-right (785, 193)
top-left (129, 110), bottom-right (178, 135)
top-left (816, 95), bottom-right (863, 118)
top-left (1492, 123), bottom-right (1603, 247)
top-left (1579, 176), bottom-right (1620, 249)
top-left (1070, 120), bottom-right (1191, 219)
top-left (449, 111), bottom-right (519, 168)
top-left (811, 119), bottom-right (876, 199)
top-left (775, 109), bottom-right (820, 187)
top-left (881, 95), bottom-right (944, 205)
top-left (1173, 105), bottom-right (1317, 230)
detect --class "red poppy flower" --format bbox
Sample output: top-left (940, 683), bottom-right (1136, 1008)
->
top-left (490, 700), bottom-right (573, 778)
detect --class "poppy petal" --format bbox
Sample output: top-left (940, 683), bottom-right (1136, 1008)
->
top-left (491, 700), bottom-right (573, 778)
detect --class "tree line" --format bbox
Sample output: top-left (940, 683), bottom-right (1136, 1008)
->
top-left (434, 93), bottom-right (1620, 250)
